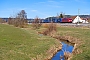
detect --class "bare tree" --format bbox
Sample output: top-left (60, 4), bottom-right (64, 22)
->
top-left (8, 10), bottom-right (27, 28)
top-left (16, 10), bottom-right (27, 27)
top-left (17, 10), bottom-right (27, 19)
top-left (32, 16), bottom-right (41, 29)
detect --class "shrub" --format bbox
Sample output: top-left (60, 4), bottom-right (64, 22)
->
top-left (88, 18), bottom-right (90, 23)
top-left (0, 18), bottom-right (6, 23)
top-left (42, 22), bottom-right (57, 35)
top-left (42, 23), bottom-right (49, 28)
top-left (8, 17), bottom-right (14, 25)
top-left (32, 17), bottom-right (41, 29)
top-left (8, 17), bottom-right (27, 28)
top-left (64, 51), bottom-right (71, 60)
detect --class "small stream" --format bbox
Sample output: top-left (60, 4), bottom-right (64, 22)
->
top-left (52, 42), bottom-right (74, 60)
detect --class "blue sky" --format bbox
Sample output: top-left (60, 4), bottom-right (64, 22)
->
top-left (0, 0), bottom-right (90, 18)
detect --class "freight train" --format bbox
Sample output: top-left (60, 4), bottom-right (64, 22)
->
top-left (42, 18), bottom-right (72, 23)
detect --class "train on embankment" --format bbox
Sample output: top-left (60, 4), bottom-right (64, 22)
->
top-left (41, 18), bottom-right (72, 23)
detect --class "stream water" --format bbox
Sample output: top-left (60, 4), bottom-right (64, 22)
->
top-left (52, 42), bottom-right (74, 60)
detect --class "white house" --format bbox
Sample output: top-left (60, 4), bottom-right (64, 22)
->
top-left (72, 16), bottom-right (89, 23)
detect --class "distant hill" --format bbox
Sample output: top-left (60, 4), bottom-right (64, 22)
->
top-left (65, 15), bottom-right (90, 18)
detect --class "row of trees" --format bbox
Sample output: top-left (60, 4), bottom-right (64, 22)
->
top-left (7, 10), bottom-right (64, 28)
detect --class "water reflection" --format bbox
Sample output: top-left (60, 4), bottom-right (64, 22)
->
top-left (52, 42), bottom-right (74, 60)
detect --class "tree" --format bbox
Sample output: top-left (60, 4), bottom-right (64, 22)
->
top-left (15, 10), bottom-right (27, 28)
top-left (8, 10), bottom-right (28, 28)
top-left (17, 10), bottom-right (27, 19)
top-left (59, 13), bottom-right (63, 18)
top-left (58, 12), bottom-right (64, 18)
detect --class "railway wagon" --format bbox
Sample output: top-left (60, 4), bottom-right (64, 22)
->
top-left (42, 18), bottom-right (72, 23)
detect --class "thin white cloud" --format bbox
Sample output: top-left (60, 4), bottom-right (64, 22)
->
top-left (33, 0), bottom-right (63, 8)
top-left (47, 5), bottom-right (62, 8)
top-left (74, 0), bottom-right (79, 2)
top-left (48, 0), bottom-right (56, 3)
top-left (74, 0), bottom-right (88, 4)
top-left (30, 9), bottom-right (50, 18)
top-left (30, 9), bottom-right (37, 13)
top-left (38, 2), bottom-right (46, 4)
top-left (43, 0), bottom-right (62, 8)
top-left (36, 11), bottom-right (49, 17)
top-left (48, 0), bottom-right (59, 4)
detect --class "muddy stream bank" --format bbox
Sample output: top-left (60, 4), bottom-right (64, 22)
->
top-left (37, 31), bottom-right (82, 60)
top-left (49, 35), bottom-right (82, 60)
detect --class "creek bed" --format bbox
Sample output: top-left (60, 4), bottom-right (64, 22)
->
top-left (52, 42), bottom-right (74, 60)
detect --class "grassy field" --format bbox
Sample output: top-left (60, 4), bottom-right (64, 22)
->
top-left (0, 24), bottom-right (90, 60)
top-left (0, 24), bottom-right (60, 60)
top-left (57, 26), bottom-right (90, 60)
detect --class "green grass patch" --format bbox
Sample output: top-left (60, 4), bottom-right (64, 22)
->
top-left (57, 26), bottom-right (90, 60)
top-left (0, 24), bottom-right (59, 60)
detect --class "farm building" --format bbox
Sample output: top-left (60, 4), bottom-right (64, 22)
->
top-left (72, 16), bottom-right (89, 23)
